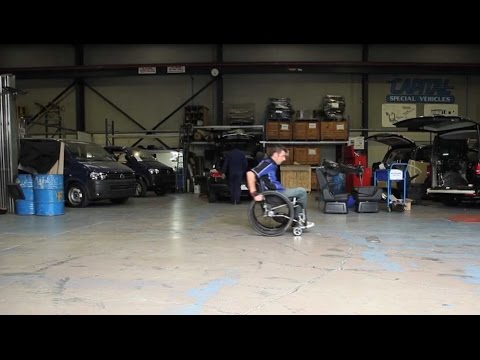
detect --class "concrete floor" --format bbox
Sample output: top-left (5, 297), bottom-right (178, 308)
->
top-left (1, 192), bottom-right (480, 315)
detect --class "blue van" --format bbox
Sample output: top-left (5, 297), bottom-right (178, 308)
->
top-left (19, 138), bottom-right (136, 207)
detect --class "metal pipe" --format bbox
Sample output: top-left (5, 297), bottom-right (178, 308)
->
top-left (0, 74), bottom-right (19, 213)
top-left (216, 44), bottom-right (224, 125)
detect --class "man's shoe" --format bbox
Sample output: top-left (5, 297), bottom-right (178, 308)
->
top-left (305, 221), bottom-right (315, 229)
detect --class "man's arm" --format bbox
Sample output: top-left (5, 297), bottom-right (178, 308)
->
top-left (247, 170), bottom-right (264, 201)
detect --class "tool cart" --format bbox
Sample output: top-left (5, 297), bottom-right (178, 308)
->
top-left (374, 162), bottom-right (409, 212)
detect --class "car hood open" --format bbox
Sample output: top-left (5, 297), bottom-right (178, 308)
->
top-left (394, 116), bottom-right (480, 133)
top-left (365, 133), bottom-right (415, 148)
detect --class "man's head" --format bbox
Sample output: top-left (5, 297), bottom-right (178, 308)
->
top-left (267, 145), bottom-right (289, 165)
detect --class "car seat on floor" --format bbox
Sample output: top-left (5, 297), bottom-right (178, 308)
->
top-left (352, 186), bottom-right (383, 213)
top-left (315, 166), bottom-right (349, 214)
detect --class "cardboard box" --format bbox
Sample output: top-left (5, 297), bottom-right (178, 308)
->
top-left (407, 160), bottom-right (429, 184)
top-left (404, 198), bottom-right (413, 211)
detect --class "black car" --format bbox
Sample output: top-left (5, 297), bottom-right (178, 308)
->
top-left (393, 116), bottom-right (480, 205)
top-left (105, 146), bottom-right (176, 197)
top-left (206, 152), bottom-right (258, 203)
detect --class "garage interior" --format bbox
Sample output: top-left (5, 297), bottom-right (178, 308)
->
top-left (1, 44), bottom-right (480, 314)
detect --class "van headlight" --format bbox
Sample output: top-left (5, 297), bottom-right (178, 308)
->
top-left (90, 172), bottom-right (107, 180)
top-left (148, 168), bottom-right (160, 174)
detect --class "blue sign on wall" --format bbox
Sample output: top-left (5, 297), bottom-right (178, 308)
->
top-left (386, 78), bottom-right (455, 103)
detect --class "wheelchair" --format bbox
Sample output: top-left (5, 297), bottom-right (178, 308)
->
top-left (247, 180), bottom-right (307, 237)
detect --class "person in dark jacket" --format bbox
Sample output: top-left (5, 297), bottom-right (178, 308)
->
top-left (222, 146), bottom-right (248, 204)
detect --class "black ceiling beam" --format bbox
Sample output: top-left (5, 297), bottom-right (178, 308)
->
top-left (6, 61), bottom-right (480, 79)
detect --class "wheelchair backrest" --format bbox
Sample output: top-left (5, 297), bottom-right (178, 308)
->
top-left (256, 177), bottom-right (268, 194)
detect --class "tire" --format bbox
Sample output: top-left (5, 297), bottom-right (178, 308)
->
top-left (248, 191), bottom-right (294, 236)
top-left (66, 182), bottom-right (89, 208)
top-left (111, 197), bottom-right (129, 204)
top-left (135, 179), bottom-right (147, 197)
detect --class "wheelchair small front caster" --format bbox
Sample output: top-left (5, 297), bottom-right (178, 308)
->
top-left (293, 227), bottom-right (303, 236)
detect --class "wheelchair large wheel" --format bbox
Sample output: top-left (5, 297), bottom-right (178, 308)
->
top-left (248, 191), bottom-right (294, 236)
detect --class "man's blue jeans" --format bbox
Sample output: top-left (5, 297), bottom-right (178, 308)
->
top-left (280, 187), bottom-right (307, 219)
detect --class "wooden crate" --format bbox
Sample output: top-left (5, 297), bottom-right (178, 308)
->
top-left (265, 121), bottom-right (292, 140)
top-left (266, 121), bottom-right (278, 140)
top-left (320, 120), bottom-right (349, 140)
top-left (283, 146), bottom-right (294, 165)
top-left (292, 120), bottom-right (319, 140)
top-left (278, 121), bottom-right (292, 140)
top-left (293, 146), bottom-right (321, 165)
top-left (280, 165), bottom-right (312, 192)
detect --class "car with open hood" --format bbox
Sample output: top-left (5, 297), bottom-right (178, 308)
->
top-left (365, 133), bottom-right (432, 200)
top-left (393, 115), bottom-right (480, 205)
top-left (365, 133), bottom-right (432, 168)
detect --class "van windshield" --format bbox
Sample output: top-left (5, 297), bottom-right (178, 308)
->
top-left (66, 142), bottom-right (115, 161)
top-left (131, 148), bottom-right (157, 162)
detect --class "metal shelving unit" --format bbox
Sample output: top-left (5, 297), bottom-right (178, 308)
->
top-left (181, 124), bottom-right (265, 192)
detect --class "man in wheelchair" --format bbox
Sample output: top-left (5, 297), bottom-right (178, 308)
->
top-left (246, 145), bottom-right (315, 236)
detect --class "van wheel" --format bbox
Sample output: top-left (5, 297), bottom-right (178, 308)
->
top-left (135, 179), bottom-right (147, 197)
top-left (66, 182), bottom-right (89, 208)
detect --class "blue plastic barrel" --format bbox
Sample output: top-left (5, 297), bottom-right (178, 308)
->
top-left (16, 174), bottom-right (35, 215)
top-left (33, 174), bottom-right (65, 216)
